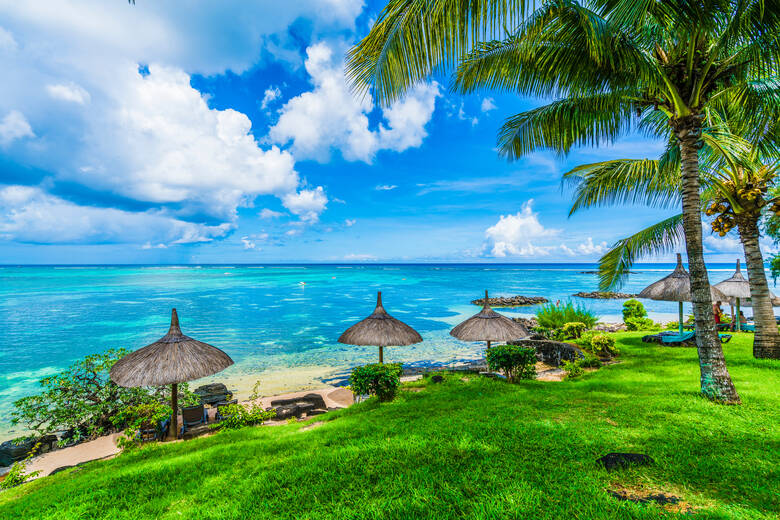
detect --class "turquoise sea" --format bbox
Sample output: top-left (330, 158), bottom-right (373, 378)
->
top-left (0, 263), bottom-right (746, 439)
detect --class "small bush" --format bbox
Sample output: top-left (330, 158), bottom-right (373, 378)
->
top-left (350, 363), bottom-right (403, 402)
top-left (666, 321), bottom-right (679, 330)
top-left (212, 403), bottom-right (275, 431)
top-left (562, 322), bottom-right (587, 339)
top-left (580, 353), bottom-right (602, 368)
top-left (112, 402), bottom-right (172, 449)
top-left (486, 344), bottom-right (537, 382)
top-left (590, 334), bottom-right (618, 357)
top-left (625, 317), bottom-right (659, 331)
top-left (0, 442), bottom-right (41, 489)
top-left (562, 360), bottom-right (584, 379)
top-left (622, 299), bottom-right (647, 321)
top-left (536, 302), bottom-right (598, 329)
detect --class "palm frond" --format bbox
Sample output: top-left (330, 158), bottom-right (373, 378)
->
top-left (598, 214), bottom-right (684, 290)
top-left (345, 0), bottom-right (530, 105)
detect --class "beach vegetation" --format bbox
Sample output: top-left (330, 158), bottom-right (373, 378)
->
top-left (535, 302), bottom-right (598, 329)
top-left (349, 363), bottom-right (403, 402)
top-left (589, 334), bottom-right (618, 357)
top-left (0, 441), bottom-right (41, 490)
top-left (485, 344), bottom-right (536, 382)
top-left (112, 403), bottom-right (172, 450)
top-left (11, 349), bottom-right (199, 446)
top-left (211, 403), bottom-right (276, 432)
top-left (0, 334), bottom-right (777, 518)
top-left (621, 299), bottom-right (646, 321)
top-left (561, 321), bottom-right (586, 339)
top-left (625, 317), bottom-right (661, 332)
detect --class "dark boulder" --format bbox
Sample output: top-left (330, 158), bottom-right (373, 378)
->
top-left (431, 375), bottom-right (444, 383)
top-left (597, 453), bottom-right (654, 470)
top-left (0, 434), bottom-right (58, 466)
top-left (194, 383), bottom-right (231, 405)
top-left (509, 339), bottom-right (584, 366)
top-left (270, 393), bottom-right (326, 410)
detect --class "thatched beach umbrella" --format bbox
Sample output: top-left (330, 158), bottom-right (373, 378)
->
top-left (639, 254), bottom-right (728, 335)
top-left (714, 260), bottom-right (752, 332)
top-left (450, 290), bottom-right (529, 350)
top-left (338, 291), bottom-right (422, 363)
top-left (110, 309), bottom-right (234, 440)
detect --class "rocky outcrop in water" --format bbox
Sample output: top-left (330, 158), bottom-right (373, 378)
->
top-left (573, 291), bottom-right (639, 299)
top-left (471, 296), bottom-right (548, 307)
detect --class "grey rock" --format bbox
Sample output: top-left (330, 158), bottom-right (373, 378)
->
top-left (193, 383), bottom-right (231, 405)
top-left (508, 339), bottom-right (585, 366)
top-left (472, 295), bottom-right (548, 307)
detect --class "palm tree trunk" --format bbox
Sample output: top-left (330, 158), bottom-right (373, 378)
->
top-left (737, 217), bottom-right (780, 359)
top-left (676, 119), bottom-right (740, 403)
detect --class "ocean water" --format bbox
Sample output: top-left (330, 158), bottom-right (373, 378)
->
top-left (0, 263), bottom-right (744, 439)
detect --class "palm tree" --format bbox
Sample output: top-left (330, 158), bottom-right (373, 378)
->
top-left (565, 114), bottom-right (780, 360)
top-left (348, 0), bottom-right (780, 402)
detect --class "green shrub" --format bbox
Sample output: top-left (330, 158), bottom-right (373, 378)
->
top-left (562, 359), bottom-right (584, 379)
top-left (485, 344), bottom-right (537, 382)
top-left (622, 299), bottom-right (647, 321)
top-left (562, 322), bottom-right (586, 339)
top-left (0, 441), bottom-right (41, 489)
top-left (590, 334), bottom-right (618, 356)
top-left (112, 402), bottom-right (172, 449)
top-left (579, 353), bottom-right (602, 368)
top-left (625, 317), bottom-right (660, 331)
top-left (666, 321), bottom-right (679, 330)
top-left (536, 302), bottom-right (598, 329)
top-left (350, 363), bottom-right (403, 402)
top-left (211, 403), bottom-right (276, 431)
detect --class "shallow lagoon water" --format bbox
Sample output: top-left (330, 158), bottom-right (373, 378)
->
top-left (0, 263), bottom-right (744, 439)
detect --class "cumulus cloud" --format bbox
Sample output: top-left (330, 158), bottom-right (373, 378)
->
top-left (704, 234), bottom-right (742, 252)
top-left (0, 110), bottom-right (34, 146)
top-left (345, 218), bottom-right (356, 226)
top-left (0, 185), bottom-right (230, 244)
top-left (344, 253), bottom-right (377, 261)
top-left (282, 186), bottom-right (328, 222)
top-left (269, 42), bottom-right (440, 163)
top-left (141, 242), bottom-right (167, 249)
top-left (241, 236), bottom-right (257, 249)
top-left (46, 83), bottom-right (91, 104)
top-left (0, 26), bottom-right (17, 51)
top-left (484, 201), bottom-right (560, 257)
top-left (375, 184), bottom-right (397, 191)
top-left (481, 97), bottom-right (497, 113)
top-left (575, 237), bottom-right (608, 255)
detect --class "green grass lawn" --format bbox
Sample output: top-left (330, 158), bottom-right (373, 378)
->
top-left (1, 333), bottom-right (778, 519)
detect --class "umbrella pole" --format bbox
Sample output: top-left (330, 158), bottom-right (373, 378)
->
top-left (486, 340), bottom-right (491, 350)
top-left (678, 301), bottom-right (684, 336)
top-left (168, 382), bottom-right (178, 440)
top-left (379, 346), bottom-right (383, 364)
top-left (736, 298), bottom-right (741, 332)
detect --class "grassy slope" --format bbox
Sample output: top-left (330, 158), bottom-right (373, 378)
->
top-left (0, 333), bottom-right (778, 520)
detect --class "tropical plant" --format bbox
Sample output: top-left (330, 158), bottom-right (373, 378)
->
top-left (347, 0), bottom-right (780, 402)
top-left (485, 344), bottom-right (537, 382)
top-left (561, 321), bottom-right (586, 339)
top-left (350, 363), bottom-right (403, 402)
top-left (590, 334), bottom-right (618, 357)
top-left (535, 302), bottom-right (598, 329)
top-left (112, 402), bottom-right (172, 450)
top-left (769, 254), bottom-right (780, 287)
top-left (622, 299), bottom-right (646, 321)
top-left (625, 317), bottom-right (660, 332)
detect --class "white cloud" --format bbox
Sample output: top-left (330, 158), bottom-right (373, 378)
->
top-left (0, 185), bottom-right (230, 245)
top-left (704, 234), bottom-right (742, 253)
top-left (575, 237), bottom-right (608, 255)
top-left (481, 97), bottom-right (496, 113)
top-left (345, 218), bottom-right (356, 226)
top-left (282, 186), bottom-right (328, 222)
top-left (241, 236), bottom-right (257, 249)
top-left (0, 110), bottom-right (34, 146)
top-left (259, 208), bottom-right (284, 219)
top-left (269, 41), bottom-right (439, 163)
top-left (484, 200), bottom-right (560, 257)
top-left (46, 82), bottom-right (91, 104)
top-left (260, 86), bottom-right (282, 110)
top-left (344, 253), bottom-right (377, 261)
top-left (141, 242), bottom-right (167, 249)
top-left (375, 184), bottom-right (397, 191)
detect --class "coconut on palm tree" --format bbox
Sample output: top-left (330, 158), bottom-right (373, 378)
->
top-left (347, 0), bottom-right (780, 402)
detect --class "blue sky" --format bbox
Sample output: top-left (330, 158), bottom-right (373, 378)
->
top-left (0, 0), bottom-right (759, 264)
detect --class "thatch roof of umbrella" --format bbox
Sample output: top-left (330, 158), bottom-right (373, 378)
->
top-left (639, 254), bottom-right (728, 302)
top-left (714, 260), bottom-right (751, 299)
top-left (450, 290), bottom-right (529, 343)
top-left (338, 292), bottom-right (422, 347)
top-left (111, 308), bottom-right (234, 388)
